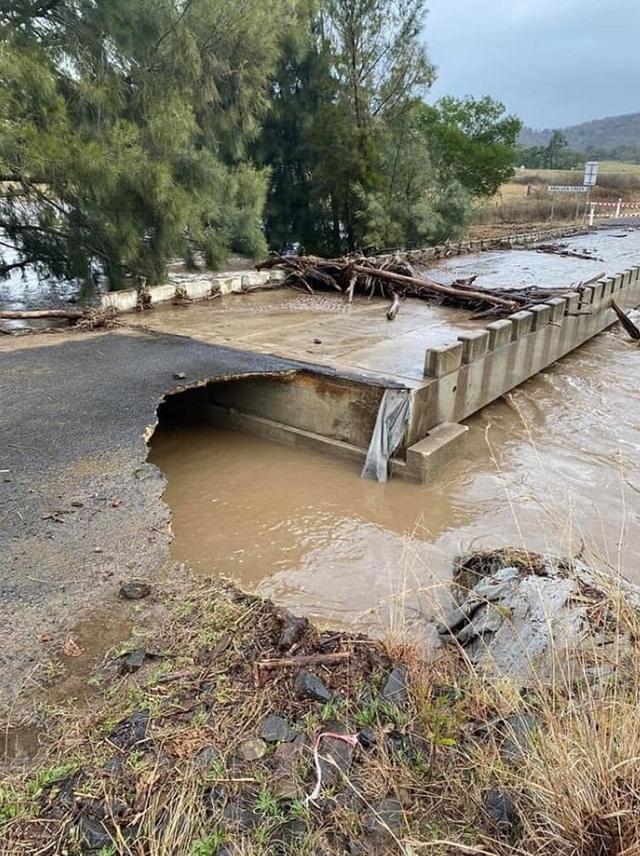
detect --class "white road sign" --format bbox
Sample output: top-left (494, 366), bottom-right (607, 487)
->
top-left (548, 185), bottom-right (588, 193)
top-left (583, 161), bottom-right (599, 186)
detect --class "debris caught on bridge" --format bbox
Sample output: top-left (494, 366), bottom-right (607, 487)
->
top-left (611, 299), bottom-right (640, 341)
top-left (0, 307), bottom-right (119, 331)
top-left (257, 254), bottom-right (601, 320)
top-left (535, 242), bottom-right (603, 262)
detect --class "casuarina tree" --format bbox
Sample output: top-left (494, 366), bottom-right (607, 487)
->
top-left (0, 0), bottom-right (292, 288)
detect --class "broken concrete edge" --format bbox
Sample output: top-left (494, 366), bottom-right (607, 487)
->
top-left (424, 262), bottom-right (640, 380)
top-left (100, 269), bottom-right (287, 312)
top-left (101, 225), bottom-right (588, 314)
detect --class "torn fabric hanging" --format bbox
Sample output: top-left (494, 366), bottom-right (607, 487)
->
top-left (361, 389), bottom-right (410, 483)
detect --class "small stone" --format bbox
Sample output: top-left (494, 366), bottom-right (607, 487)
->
top-left (357, 726), bottom-right (376, 749)
top-left (194, 745), bottom-right (218, 772)
top-left (272, 770), bottom-right (302, 801)
top-left (294, 670), bottom-right (331, 702)
top-left (71, 500), bottom-right (84, 508)
top-left (499, 714), bottom-right (539, 760)
top-left (272, 733), bottom-right (308, 767)
top-left (119, 649), bottom-right (146, 673)
top-left (363, 797), bottom-right (404, 835)
top-left (318, 732), bottom-right (354, 788)
top-left (381, 665), bottom-right (409, 706)
top-left (313, 338), bottom-right (322, 345)
top-left (276, 608), bottom-right (308, 650)
top-left (484, 787), bottom-right (518, 832)
top-left (109, 710), bottom-right (149, 750)
top-left (271, 818), bottom-right (307, 851)
top-left (237, 737), bottom-right (267, 762)
top-left (173, 372), bottom-right (186, 380)
top-left (77, 815), bottom-right (112, 850)
top-left (119, 580), bottom-right (151, 600)
top-left (335, 787), bottom-right (365, 811)
top-left (223, 800), bottom-right (258, 830)
top-left (259, 714), bottom-right (296, 744)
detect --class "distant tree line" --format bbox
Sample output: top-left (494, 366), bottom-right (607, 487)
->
top-left (518, 129), bottom-right (640, 171)
top-left (516, 131), bottom-right (583, 170)
top-left (0, 0), bottom-right (521, 289)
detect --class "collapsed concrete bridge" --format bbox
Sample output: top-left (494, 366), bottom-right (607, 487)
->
top-left (122, 229), bottom-right (640, 483)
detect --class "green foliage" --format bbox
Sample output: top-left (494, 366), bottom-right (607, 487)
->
top-left (1, 0), bottom-right (526, 283)
top-left (517, 129), bottom-right (583, 169)
top-left (419, 96), bottom-right (522, 197)
top-left (259, 5), bottom-right (520, 254)
top-left (189, 827), bottom-right (225, 855)
top-left (0, 0), bottom-right (289, 287)
top-left (255, 786), bottom-right (285, 820)
top-left (260, 0), bottom-right (445, 254)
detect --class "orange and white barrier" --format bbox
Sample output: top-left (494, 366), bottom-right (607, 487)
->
top-left (589, 199), bottom-right (640, 225)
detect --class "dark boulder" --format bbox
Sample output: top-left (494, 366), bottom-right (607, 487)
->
top-left (294, 670), bottom-right (331, 702)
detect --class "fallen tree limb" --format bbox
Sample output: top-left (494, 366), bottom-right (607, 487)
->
top-left (0, 308), bottom-right (84, 320)
top-left (386, 292), bottom-right (401, 320)
top-left (258, 253), bottom-right (587, 320)
top-left (255, 652), bottom-right (350, 671)
top-left (0, 307), bottom-right (119, 331)
top-left (611, 299), bottom-right (640, 341)
top-left (351, 263), bottom-right (518, 311)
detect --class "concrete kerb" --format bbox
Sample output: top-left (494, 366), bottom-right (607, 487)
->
top-left (546, 297), bottom-right (567, 322)
top-left (458, 330), bottom-right (489, 363)
top-left (100, 269), bottom-right (285, 312)
top-left (508, 310), bottom-right (534, 340)
top-left (486, 319), bottom-right (513, 349)
top-left (424, 341), bottom-right (463, 378)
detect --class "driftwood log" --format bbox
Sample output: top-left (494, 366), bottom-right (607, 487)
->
top-left (0, 307), bottom-right (119, 331)
top-left (611, 299), bottom-right (640, 341)
top-left (0, 309), bottom-right (85, 320)
top-left (258, 253), bottom-right (603, 321)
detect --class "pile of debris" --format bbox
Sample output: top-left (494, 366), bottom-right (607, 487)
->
top-left (257, 253), bottom-right (601, 321)
top-left (438, 547), bottom-right (640, 684)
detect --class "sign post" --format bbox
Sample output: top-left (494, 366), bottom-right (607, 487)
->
top-left (547, 186), bottom-right (587, 223)
top-left (583, 162), bottom-right (599, 187)
top-left (583, 161), bottom-right (599, 226)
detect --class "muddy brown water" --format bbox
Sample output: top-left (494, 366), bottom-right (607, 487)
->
top-left (150, 318), bottom-right (640, 638)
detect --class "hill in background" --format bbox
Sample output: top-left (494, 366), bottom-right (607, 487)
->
top-left (519, 112), bottom-right (640, 155)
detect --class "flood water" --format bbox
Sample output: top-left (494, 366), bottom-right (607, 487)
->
top-left (150, 317), bottom-right (640, 637)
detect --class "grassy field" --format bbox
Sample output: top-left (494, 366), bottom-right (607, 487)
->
top-left (474, 161), bottom-right (640, 228)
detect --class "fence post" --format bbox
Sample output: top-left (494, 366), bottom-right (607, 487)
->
top-left (616, 198), bottom-right (622, 217)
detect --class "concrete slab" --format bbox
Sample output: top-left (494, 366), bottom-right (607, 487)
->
top-left (126, 290), bottom-right (481, 386)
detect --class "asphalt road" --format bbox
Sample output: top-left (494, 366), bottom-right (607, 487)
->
top-left (0, 330), bottom-right (317, 713)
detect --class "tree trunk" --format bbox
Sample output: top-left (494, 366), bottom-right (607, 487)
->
top-left (0, 309), bottom-right (85, 320)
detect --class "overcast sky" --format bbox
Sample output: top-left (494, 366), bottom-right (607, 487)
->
top-left (424, 0), bottom-right (639, 129)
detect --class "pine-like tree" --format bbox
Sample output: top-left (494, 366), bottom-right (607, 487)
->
top-left (0, 0), bottom-right (291, 288)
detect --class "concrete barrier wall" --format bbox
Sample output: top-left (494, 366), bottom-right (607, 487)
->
top-left (100, 269), bottom-right (285, 313)
top-left (409, 263), bottom-right (640, 446)
top-left (377, 225), bottom-right (586, 266)
top-left (101, 226), bottom-right (584, 313)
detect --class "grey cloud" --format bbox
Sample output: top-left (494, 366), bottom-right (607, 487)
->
top-left (423, 0), bottom-right (639, 127)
